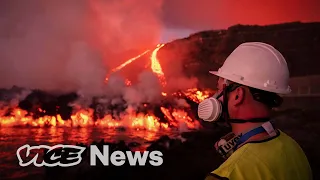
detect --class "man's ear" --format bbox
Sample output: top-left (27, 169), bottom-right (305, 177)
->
top-left (233, 87), bottom-right (245, 106)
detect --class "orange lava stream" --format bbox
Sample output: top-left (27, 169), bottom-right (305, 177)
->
top-left (150, 44), bottom-right (166, 86)
top-left (0, 43), bottom-right (212, 132)
top-left (0, 105), bottom-right (199, 131)
top-left (105, 49), bottom-right (150, 81)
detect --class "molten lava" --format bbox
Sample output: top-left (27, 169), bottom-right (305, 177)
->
top-left (105, 43), bottom-right (166, 85)
top-left (0, 103), bottom-right (200, 131)
top-left (105, 49), bottom-right (150, 81)
top-left (182, 88), bottom-right (211, 103)
top-left (0, 43), bottom-right (213, 132)
top-left (150, 44), bottom-right (166, 86)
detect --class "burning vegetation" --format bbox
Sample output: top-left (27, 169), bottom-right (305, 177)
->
top-left (0, 44), bottom-right (213, 131)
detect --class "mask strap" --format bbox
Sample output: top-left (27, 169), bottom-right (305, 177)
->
top-left (222, 83), bottom-right (230, 124)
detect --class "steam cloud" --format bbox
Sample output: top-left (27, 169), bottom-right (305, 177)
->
top-left (0, 0), bottom-right (163, 97)
top-left (1, 0), bottom-right (319, 97)
top-left (123, 71), bottom-right (162, 105)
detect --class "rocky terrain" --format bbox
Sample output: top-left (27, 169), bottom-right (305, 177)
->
top-left (158, 22), bottom-right (320, 88)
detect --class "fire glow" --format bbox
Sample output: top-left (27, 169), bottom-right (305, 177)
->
top-left (0, 44), bottom-right (211, 131)
top-left (0, 100), bottom-right (203, 131)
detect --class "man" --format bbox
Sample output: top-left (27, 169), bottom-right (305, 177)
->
top-left (198, 42), bottom-right (312, 180)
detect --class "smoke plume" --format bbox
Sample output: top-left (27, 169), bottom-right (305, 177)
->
top-left (0, 0), bottom-right (163, 96)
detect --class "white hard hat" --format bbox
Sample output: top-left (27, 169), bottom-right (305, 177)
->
top-left (209, 42), bottom-right (291, 94)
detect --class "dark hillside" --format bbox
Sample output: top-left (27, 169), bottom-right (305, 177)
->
top-left (159, 22), bottom-right (320, 88)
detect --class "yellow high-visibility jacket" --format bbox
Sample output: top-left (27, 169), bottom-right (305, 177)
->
top-left (206, 130), bottom-right (312, 180)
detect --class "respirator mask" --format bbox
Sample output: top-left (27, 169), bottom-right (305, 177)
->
top-left (197, 91), bottom-right (223, 122)
top-left (197, 79), bottom-right (238, 123)
top-left (197, 80), bottom-right (279, 123)
top-left (197, 80), bottom-right (277, 159)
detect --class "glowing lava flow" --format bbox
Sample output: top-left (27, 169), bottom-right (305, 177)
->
top-left (182, 88), bottom-right (211, 103)
top-left (151, 44), bottom-right (165, 75)
top-left (0, 105), bottom-right (203, 131)
top-left (105, 43), bottom-right (166, 85)
top-left (0, 43), bottom-right (212, 132)
top-left (105, 49), bottom-right (150, 81)
top-left (150, 44), bottom-right (166, 86)
top-left (0, 108), bottom-right (170, 131)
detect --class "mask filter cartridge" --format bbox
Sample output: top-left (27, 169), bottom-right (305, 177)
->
top-left (197, 97), bottom-right (223, 122)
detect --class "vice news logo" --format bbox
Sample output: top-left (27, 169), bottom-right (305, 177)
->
top-left (17, 144), bottom-right (163, 167)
